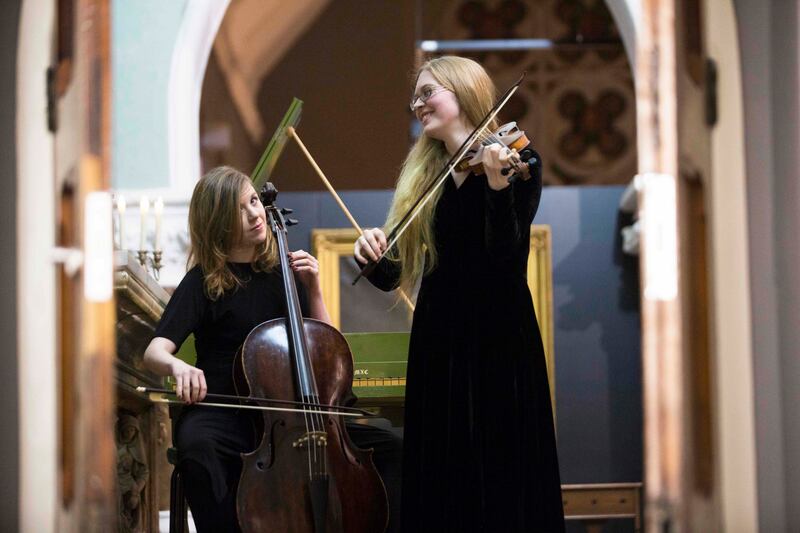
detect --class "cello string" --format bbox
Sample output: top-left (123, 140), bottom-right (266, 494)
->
top-left (313, 394), bottom-right (327, 478)
top-left (272, 207), bottom-right (317, 480)
top-left (309, 392), bottom-right (326, 477)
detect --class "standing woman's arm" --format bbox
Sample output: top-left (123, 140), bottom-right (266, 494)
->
top-left (354, 228), bottom-right (403, 292)
top-left (482, 144), bottom-right (543, 260)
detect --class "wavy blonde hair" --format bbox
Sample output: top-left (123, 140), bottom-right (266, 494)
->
top-left (187, 166), bottom-right (279, 300)
top-left (385, 56), bottom-right (498, 294)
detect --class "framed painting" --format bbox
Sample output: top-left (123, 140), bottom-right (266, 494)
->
top-left (311, 226), bottom-right (556, 407)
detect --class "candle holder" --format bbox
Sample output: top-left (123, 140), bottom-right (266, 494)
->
top-left (133, 249), bottom-right (164, 281)
top-left (152, 250), bottom-right (163, 281)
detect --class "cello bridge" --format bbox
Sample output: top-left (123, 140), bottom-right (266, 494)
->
top-left (292, 431), bottom-right (328, 449)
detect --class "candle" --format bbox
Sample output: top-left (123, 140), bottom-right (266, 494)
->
top-left (139, 195), bottom-right (149, 251)
top-left (116, 195), bottom-right (126, 250)
top-left (154, 197), bottom-right (164, 251)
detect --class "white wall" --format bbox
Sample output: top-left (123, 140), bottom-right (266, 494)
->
top-left (605, 0), bottom-right (641, 70)
top-left (706, 1), bottom-right (758, 530)
top-left (16, 0), bottom-right (58, 530)
top-left (112, 0), bottom-right (188, 192)
top-left (770, 1), bottom-right (800, 528)
top-left (113, 0), bottom-right (229, 287)
top-left (734, 0), bottom-right (800, 530)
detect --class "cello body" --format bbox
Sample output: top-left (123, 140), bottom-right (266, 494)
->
top-left (234, 183), bottom-right (388, 533)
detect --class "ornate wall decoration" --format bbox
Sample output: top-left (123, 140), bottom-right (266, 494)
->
top-left (420, 0), bottom-right (636, 185)
top-left (557, 89), bottom-right (627, 160)
top-left (552, 0), bottom-right (624, 63)
top-left (456, 0), bottom-right (529, 64)
top-left (538, 61), bottom-right (634, 184)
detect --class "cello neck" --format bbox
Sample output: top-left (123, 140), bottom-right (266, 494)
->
top-left (266, 204), bottom-right (319, 400)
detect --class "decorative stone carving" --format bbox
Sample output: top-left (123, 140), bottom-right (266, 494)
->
top-left (116, 412), bottom-right (149, 533)
top-left (115, 251), bottom-right (172, 532)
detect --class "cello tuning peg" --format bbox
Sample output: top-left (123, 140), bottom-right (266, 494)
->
top-left (280, 208), bottom-right (294, 215)
top-left (285, 218), bottom-right (300, 227)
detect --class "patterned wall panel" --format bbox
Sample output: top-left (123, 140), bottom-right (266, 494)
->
top-left (420, 0), bottom-right (636, 185)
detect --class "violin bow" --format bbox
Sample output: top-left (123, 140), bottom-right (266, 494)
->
top-left (352, 72), bottom-right (526, 285)
top-left (250, 98), bottom-right (415, 310)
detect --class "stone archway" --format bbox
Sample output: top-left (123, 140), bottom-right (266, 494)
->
top-left (13, 0), bottom-right (758, 530)
top-left (166, 0), bottom-right (230, 198)
top-left (166, 0), bottom-right (330, 197)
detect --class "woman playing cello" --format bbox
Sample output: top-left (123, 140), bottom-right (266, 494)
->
top-left (144, 166), bottom-right (401, 532)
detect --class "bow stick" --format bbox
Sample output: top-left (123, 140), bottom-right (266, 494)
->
top-left (136, 386), bottom-right (373, 418)
top-left (352, 72), bottom-right (526, 285)
top-left (285, 127), bottom-right (417, 311)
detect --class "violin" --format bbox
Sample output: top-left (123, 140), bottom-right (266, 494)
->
top-left (233, 182), bottom-right (389, 533)
top-left (455, 121), bottom-right (537, 182)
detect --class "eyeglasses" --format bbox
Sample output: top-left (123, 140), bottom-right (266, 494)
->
top-left (409, 85), bottom-right (450, 111)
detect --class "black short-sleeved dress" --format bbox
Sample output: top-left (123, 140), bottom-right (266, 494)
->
top-left (365, 153), bottom-right (566, 532)
top-left (154, 262), bottom-right (310, 529)
top-left (154, 263), bottom-right (404, 533)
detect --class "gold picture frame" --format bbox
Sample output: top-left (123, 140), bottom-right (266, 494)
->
top-left (311, 226), bottom-right (556, 405)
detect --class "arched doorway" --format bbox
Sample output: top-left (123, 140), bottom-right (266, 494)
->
top-left (177, 1), bottom-right (757, 528)
top-left (12, 0), bottom-right (763, 530)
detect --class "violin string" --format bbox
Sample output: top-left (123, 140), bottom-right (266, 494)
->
top-left (470, 131), bottom-right (521, 171)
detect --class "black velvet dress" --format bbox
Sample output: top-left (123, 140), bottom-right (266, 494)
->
top-left (365, 155), bottom-right (565, 532)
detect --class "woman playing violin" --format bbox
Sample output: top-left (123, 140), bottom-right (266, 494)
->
top-left (354, 56), bottom-right (565, 532)
top-left (144, 166), bottom-right (401, 532)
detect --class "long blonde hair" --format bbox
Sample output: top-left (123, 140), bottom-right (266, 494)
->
top-left (187, 166), bottom-right (279, 300)
top-left (385, 56), bottom-right (498, 294)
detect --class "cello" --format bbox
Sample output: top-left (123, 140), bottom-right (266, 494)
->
top-left (233, 182), bottom-right (389, 533)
